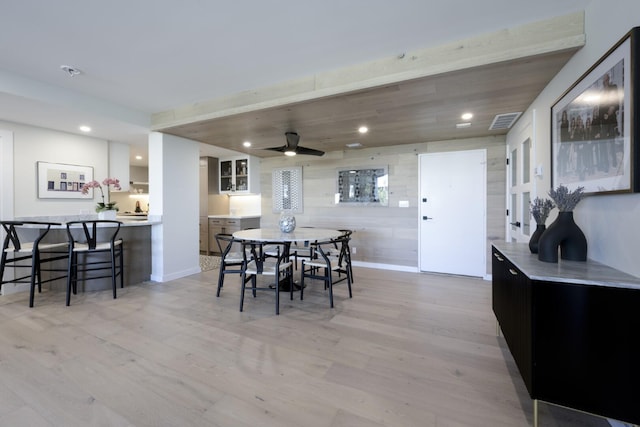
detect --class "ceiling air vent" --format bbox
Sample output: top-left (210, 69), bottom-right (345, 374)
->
top-left (489, 112), bottom-right (522, 130)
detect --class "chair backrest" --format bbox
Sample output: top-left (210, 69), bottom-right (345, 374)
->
top-left (1, 221), bottom-right (60, 251)
top-left (66, 220), bottom-right (122, 249)
top-left (242, 240), bottom-right (291, 273)
top-left (314, 235), bottom-right (350, 265)
top-left (215, 233), bottom-right (240, 257)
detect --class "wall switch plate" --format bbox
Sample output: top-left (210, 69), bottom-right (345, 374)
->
top-left (399, 200), bottom-right (409, 208)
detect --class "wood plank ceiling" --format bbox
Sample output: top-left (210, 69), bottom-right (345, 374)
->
top-left (154, 15), bottom-right (586, 158)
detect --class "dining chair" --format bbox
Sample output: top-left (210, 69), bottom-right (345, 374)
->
top-left (215, 233), bottom-right (245, 297)
top-left (240, 240), bottom-right (293, 315)
top-left (65, 220), bottom-right (124, 306)
top-left (1, 221), bottom-right (68, 307)
top-left (337, 229), bottom-right (354, 283)
top-left (300, 235), bottom-right (353, 308)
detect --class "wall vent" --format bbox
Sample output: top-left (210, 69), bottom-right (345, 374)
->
top-left (489, 112), bottom-right (522, 130)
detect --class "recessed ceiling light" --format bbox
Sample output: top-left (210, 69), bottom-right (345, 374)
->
top-left (358, 126), bottom-right (368, 134)
top-left (456, 122), bottom-right (472, 129)
top-left (346, 142), bottom-right (363, 148)
top-left (461, 112), bottom-right (473, 120)
top-left (79, 125), bottom-right (91, 132)
top-left (284, 150), bottom-right (296, 157)
top-left (243, 141), bottom-right (251, 147)
top-left (135, 155), bottom-right (143, 160)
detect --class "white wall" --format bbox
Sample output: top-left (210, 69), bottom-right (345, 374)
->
top-left (149, 132), bottom-right (200, 282)
top-left (0, 120), bottom-right (109, 217)
top-left (508, 0), bottom-right (640, 276)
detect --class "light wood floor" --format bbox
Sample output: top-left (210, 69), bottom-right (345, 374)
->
top-left (0, 267), bottom-right (610, 427)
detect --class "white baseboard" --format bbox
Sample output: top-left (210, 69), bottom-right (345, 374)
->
top-left (351, 260), bottom-right (419, 273)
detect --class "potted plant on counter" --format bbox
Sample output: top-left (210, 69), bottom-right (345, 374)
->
top-left (537, 185), bottom-right (587, 263)
top-left (529, 197), bottom-right (554, 253)
top-left (81, 178), bottom-right (121, 219)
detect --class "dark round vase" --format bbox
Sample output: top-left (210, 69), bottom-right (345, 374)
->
top-left (537, 211), bottom-right (587, 263)
top-left (528, 224), bottom-right (546, 254)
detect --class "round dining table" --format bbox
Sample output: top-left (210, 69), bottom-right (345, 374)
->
top-left (232, 227), bottom-right (342, 243)
top-left (232, 228), bottom-right (343, 292)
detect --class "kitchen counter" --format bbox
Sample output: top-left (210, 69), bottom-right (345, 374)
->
top-left (15, 214), bottom-right (162, 227)
top-left (207, 214), bottom-right (261, 219)
top-left (13, 215), bottom-right (159, 292)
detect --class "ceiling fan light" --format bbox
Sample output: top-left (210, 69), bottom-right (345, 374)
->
top-left (284, 150), bottom-right (297, 157)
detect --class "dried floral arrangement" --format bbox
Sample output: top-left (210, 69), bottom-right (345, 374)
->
top-left (548, 184), bottom-right (585, 212)
top-left (530, 197), bottom-right (555, 225)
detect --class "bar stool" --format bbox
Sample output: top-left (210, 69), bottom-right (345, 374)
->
top-left (0, 221), bottom-right (68, 307)
top-left (65, 220), bottom-right (124, 306)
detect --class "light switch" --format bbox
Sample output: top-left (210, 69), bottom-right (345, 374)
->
top-left (399, 200), bottom-right (409, 208)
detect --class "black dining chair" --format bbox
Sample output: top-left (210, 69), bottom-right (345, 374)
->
top-left (300, 235), bottom-right (353, 308)
top-left (0, 221), bottom-right (68, 307)
top-left (65, 220), bottom-right (124, 306)
top-left (215, 233), bottom-right (245, 297)
top-left (240, 240), bottom-right (293, 315)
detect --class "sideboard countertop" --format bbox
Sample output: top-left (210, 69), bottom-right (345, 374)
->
top-left (493, 241), bottom-right (640, 290)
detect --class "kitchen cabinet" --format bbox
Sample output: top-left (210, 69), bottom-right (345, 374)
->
top-left (207, 216), bottom-right (260, 255)
top-left (108, 141), bottom-right (130, 192)
top-left (219, 156), bottom-right (260, 194)
top-left (129, 166), bottom-right (149, 194)
top-left (492, 243), bottom-right (640, 426)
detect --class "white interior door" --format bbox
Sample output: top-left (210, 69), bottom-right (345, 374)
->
top-left (419, 149), bottom-right (486, 277)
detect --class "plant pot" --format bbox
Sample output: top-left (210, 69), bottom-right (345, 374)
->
top-left (537, 211), bottom-right (587, 263)
top-left (528, 224), bottom-right (546, 254)
top-left (98, 210), bottom-right (117, 220)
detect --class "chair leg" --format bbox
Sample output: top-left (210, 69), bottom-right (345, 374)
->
top-left (111, 247), bottom-right (117, 299)
top-left (289, 265), bottom-right (294, 301)
top-left (216, 263), bottom-right (225, 297)
top-left (240, 272), bottom-right (247, 312)
top-left (300, 262), bottom-right (305, 300)
top-left (66, 251), bottom-right (74, 306)
top-left (119, 244), bottom-right (124, 289)
top-left (328, 274), bottom-right (334, 308)
top-left (29, 252), bottom-right (38, 308)
top-left (0, 251), bottom-right (7, 289)
top-left (275, 271), bottom-right (280, 315)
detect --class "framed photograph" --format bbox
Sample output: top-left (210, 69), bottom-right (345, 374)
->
top-left (551, 27), bottom-right (640, 195)
top-left (37, 161), bottom-right (93, 199)
top-left (335, 166), bottom-right (388, 206)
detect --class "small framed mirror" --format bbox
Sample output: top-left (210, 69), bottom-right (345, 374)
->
top-left (335, 166), bottom-right (388, 206)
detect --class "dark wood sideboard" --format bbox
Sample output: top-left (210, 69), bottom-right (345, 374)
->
top-left (492, 242), bottom-right (640, 426)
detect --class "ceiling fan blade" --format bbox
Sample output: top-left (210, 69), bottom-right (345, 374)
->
top-left (296, 146), bottom-right (325, 156)
top-left (263, 146), bottom-right (287, 152)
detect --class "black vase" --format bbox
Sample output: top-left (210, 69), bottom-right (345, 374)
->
top-left (537, 211), bottom-right (587, 263)
top-left (528, 224), bottom-right (546, 254)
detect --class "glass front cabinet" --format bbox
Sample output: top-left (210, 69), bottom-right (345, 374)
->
top-left (218, 156), bottom-right (260, 194)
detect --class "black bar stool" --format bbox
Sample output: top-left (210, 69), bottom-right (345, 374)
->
top-left (1, 221), bottom-right (68, 307)
top-left (65, 220), bottom-right (124, 306)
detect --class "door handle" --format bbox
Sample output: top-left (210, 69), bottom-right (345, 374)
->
top-left (422, 216), bottom-right (433, 220)
top-left (510, 221), bottom-right (521, 228)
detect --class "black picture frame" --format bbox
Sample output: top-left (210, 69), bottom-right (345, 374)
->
top-left (551, 27), bottom-right (640, 195)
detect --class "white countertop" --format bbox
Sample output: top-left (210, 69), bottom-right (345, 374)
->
top-left (14, 215), bottom-right (162, 227)
top-left (208, 215), bottom-right (261, 219)
top-left (493, 241), bottom-right (640, 290)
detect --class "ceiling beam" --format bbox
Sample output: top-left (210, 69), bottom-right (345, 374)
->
top-left (151, 11), bottom-right (584, 131)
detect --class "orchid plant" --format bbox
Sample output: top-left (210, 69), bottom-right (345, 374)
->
top-left (81, 178), bottom-right (122, 212)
